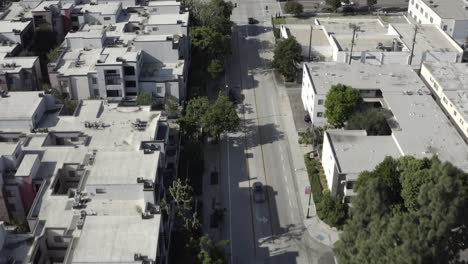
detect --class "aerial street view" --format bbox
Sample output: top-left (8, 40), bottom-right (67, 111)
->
top-left (0, 0), bottom-right (467, 262)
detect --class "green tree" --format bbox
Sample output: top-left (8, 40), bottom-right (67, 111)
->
top-left (178, 97), bottom-right (210, 137)
top-left (334, 157), bottom-right (468, 264)
top-left (198, 236), bottom-right (229, 264)
top-left (207, 59), bottom-right (224, 79)
top-left (367, 0), bottom-right (377, 10)
top-left (47, 47), bottom-right (61, 62)
top-left (272, 37), bottom-right (302, 82)
top-left (191, 26), bottom-right (231, 62)
top-left (165, 95), bottom-right (179, 118)
top-left (398, 156), bottom-right (431, 212)
top-left (284, 1), bottom-right (304, 16)
top-left (316, 192), bottom-right (348, 228)
top-left (326, 0), bottom-right (342, 12)
top-left (136, 92), bottom-right (152, 106)
top-left (324, 84), bottom-right (361, 127)
top-left (165, 178), bottom-right (201, 232)
top-left (346, 108), bottom-right (392, 135)
top-left (202, 95), bottom-right (240, 141)
top-left (195, 0), bottom-right (233, 35)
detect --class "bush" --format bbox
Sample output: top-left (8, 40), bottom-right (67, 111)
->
top-left (304, 154), bottom-right (323, 201)
top-left (284, 1), bottom-right (304, 16)
top-left (136, 93), bottom-right (152, 106)
top-left (316, 192), bottom-right (348, 228)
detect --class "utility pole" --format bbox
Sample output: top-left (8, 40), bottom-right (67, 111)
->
top-left (308, 25), bottom-right (313, 62)
top-left (408, 25), bottom-right (418, 66)
top-left (348, 24), bottom-right (360, 65)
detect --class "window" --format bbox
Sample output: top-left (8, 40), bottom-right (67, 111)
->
top-left (96, 188), bottom-right (106, 194)
top-left (434, 83), bottom-right (438, 90)
top-left (409, 10), bottom-right (412, 16)
top-left (460, 119), bottom-right (464, 125)
top-left (152, 27), bottom-right (159, 31)
top-left (443, 97), bottom-right (448, 104)
top-left (106, 90), bottom-right (121, 97)
top-left (156, 86), bottom-right (163, 93)
top-left (91, 77), bottom-right (97, 84)
top-left (126, 91), bottom-right (137, 96)
top-left (71, 16), bottom-right (78, 22)
top-left (104, 70), bottom-right (121, 85)
top-left (123, 66), bottom-right (135, 76)
top-left (443, 25), bottom-right (448, 31)
top-left (316, 112), bottom-right (323, 117)
top-left (125, 80), bottom-right (136, 87)
top-left (415, 3), bottom-right (418, 9)
top-left (425, 12), bottom-right (428, 18)
top-left (411, 0), bottom-right (414, 4)
top-left (318, 99), bottom-right (324, 105)
top-left (454, 111), bottom-right (457, 116)
top-left (420, 7), bottom-right (423, 13)
top-left (94, 89), bottom-right (100, 97)
top-left (430, 17), bottom-right (433, 23)
top-left (103, 17), bottom-right (111, 21)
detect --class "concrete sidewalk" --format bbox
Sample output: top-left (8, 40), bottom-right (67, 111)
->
top-left (273, 73), bottom-right (340, 247)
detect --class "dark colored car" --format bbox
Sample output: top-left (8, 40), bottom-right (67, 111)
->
top-left (248, 17), bottom-right (258, 24)
top-left (253, 182), bottom-right (265, 203)
top-left (228, 89), bottom-right (238, 104)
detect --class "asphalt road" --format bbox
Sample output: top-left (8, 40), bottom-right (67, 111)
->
top-left (218, 0), bottom-right (336, 263)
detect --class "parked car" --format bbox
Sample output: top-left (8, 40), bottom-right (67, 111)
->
top-left (248, 17), bottom-right (258, 24)
top-left (228, 89), bottom-right (238, 104)
top-left (252, 182), bottom-right (265, 203)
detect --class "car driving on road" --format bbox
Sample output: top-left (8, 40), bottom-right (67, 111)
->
top-left (252, 181), bottom-right (265, 203)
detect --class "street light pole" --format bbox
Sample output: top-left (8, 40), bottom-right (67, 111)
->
top-left (408, 25), bottom-right (418, 65)
top-left (348, 24), bottom-right (360, 65)
top-left (308, 25), bottom-right (313, 62)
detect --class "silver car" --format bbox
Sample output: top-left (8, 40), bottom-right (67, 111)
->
top-left (252, 182), bottom-right (265, 203)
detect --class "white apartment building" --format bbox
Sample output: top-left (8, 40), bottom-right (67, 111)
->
top-left (0, 45), bottom-right (43, 92)
top-left (0, 20), bottom-right (35, 48)
top-left (302, 63), bottom-right (468, 201)
top-left (48, 1), bottom-right (189, 103)
top-left (420, 62), bottom-right (468, 140)
top-left (281, 17), bottom-right (463, 67)
top-left (0, 92), bottom-right (175, 263)
top-left (408, 0), bottom-right (468, 45)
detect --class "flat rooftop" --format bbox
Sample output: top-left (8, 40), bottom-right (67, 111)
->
top-left (71, 215), bottom-right (159, 263)
top-left (283, 24), bottom-right (330, 48)
top-left (0, 56), bottom-right (38, 73)
top-left (148, 0), bottom-right (181, 6)
top-left (0, 20), bottom-right (31, 34)
top-left (422, 62), bottom-right (468, 122)
top-left (98, 47), bottom-right (139, 64)
top-left (0, 92), bottom-right (43, 121)
top-left (40, 101), bottom-right (161, 152)
top-left (147, 13), bottom-right (188, 25)
top-left (15, 154), bottom-right (38, 177)
top-left (326, 130), bottom-right (401, 174)
top-left (79, 2), bottom-right (121, 15)
top-left (86, 151), bottom-right (159, 185)
top-left (316, 17), bottom-right (388, 35)
top-left (33, 0), bottom-right (60, 12)
top-left (392, 24), bottom-right (461, 53)
top-left (307, 63), bottom-right (468, 172)
top-left (56, 48), bottom-right (101, 76)
top-left (419, 0), bottom-right (468, 20)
